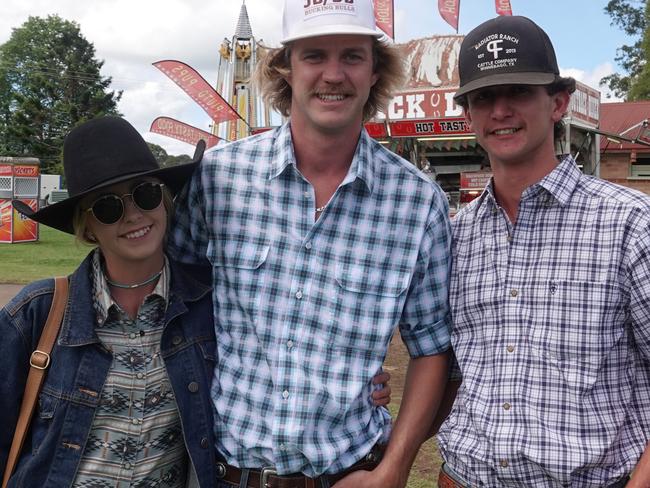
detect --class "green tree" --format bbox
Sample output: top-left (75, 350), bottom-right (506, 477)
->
top-left (0, 15), bottom-right (121, 172)
top-left (600, 0), bottom-right (648, 100)
top-left (628, 1), bottom-right (650, 100)
top-left (146, 142), bottom-right (192, 168)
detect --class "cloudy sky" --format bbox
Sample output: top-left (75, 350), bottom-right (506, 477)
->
top-left (1, 0), bottom-right (634, 155)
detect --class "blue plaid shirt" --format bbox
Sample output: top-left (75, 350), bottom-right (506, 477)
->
top-left (437, 157), bottom-right (650, 487)
top-left (169, 122), bottom-right (451, 476)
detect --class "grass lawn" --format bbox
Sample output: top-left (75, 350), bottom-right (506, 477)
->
top-left (0, 226), bottom-right (90, 283)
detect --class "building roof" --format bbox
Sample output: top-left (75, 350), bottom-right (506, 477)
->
top-left (235, 1), bottom-right (253, 39)
top-left (600, 101), bottom-right (650, 152)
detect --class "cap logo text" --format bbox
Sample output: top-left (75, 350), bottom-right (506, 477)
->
top-left (487, 40), bottom-right (503, 59)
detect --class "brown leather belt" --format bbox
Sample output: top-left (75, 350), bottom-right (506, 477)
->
top-left (216, 444), bottom-right (384, 488)
top-left (437, 465), bottom-right (467, 488)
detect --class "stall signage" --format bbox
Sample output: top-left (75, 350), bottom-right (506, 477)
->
top-left (378, 88), bottom-right (464, 121)
top-left (460, 171), bottom-right (492, 189)
top-left (389, 118), bottom-right (471, 137)
top-left (365, 122), bottom-right (388, 138)
top-left (0, 165), bottom-right (11, 176)
top-left (13, 165), bottom-right (38, 177)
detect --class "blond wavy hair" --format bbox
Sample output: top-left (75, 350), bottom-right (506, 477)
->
top-left (254, 38), bottom-right (405, 122)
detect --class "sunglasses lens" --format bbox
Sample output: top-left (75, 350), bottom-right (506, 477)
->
top-left (132, 182), bottom-right (163, 211)
top-left (91, 196), bottom-right (123, 225)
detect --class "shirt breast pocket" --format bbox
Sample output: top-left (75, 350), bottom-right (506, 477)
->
top-left (212, 241), bottom-right (270, 322)
top-left (332, 262), bottom-right (410, 354)
top-left (529, 279), bottom-right (626, 393)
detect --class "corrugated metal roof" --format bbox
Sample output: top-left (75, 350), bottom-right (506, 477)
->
top-left (600, 101), bottom-right (650, 152)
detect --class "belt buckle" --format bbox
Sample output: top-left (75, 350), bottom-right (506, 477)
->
top-left (260, 467), bottom-right (278, 488)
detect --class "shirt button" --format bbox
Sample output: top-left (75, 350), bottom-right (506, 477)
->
top-left (295, 290), bottom-right (303, 300)
top-left (506, 345), bottom-right (515, 353)
top-left (287, 340), bottom-right (294, 349)
top-left (200, 437), bottom-right (209, 449)
top-left (279, 444), bottom-right (287, 451)
top-left (188, 381), bottom-right (199, 393)
top-left (510, 289), bottom-right (518, 297)
top-left (129, 332), bottom-right (137, 339)
top-left (125, 462), bottom-right (132, 469)
top-left (500, 459), bottom-right (509, 468)
top-left (507, 234), bottom-right (513, 242)
top-left (132, 418), bottom-right (140, 425)
top-left (305, 242), bottom-right (312, 250)
top-left (136, 373), bottom-right (144, 379)
top-left (304, 191), bottom-right (310, 198)
top-left (282, 390), bottom-right (289, 399)
top-left (172, 336), bottom-right (183, 346)
top-left (503, 402), bottom-right (511, 411)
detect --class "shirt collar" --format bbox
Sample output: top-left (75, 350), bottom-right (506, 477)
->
top-left (268, 121), bottom-right (375, 194)
top-left (534, 155), bottom-right (581, 206)
top-left (91, 249), bottom-right (170, 325)
top-left (475, 155), bottom-right (581, 214)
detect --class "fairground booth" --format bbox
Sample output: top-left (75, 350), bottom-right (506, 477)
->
top-left (0, 157), bottom-right (40, 243)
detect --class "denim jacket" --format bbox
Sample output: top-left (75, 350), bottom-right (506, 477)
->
top-left (0, 253), bottom-right (217, 488)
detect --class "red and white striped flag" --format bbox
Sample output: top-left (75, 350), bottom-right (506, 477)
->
top-left (438, 0), bottom-right (460, 31)
top-left (495, 0), bottom-right (513, 16)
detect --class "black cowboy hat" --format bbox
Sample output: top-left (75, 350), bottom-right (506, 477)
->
top-left (13, 116), bottom-right (204, 234)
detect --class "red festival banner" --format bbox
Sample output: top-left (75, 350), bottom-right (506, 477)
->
top-left (495, 0), bottom-right (513, 16)
top-left (373, 0), bottom-right (394, 39)
top-left (153, 60), bottom-right (244, 125)
top-left (150, 117), bottom-right (222, 149)
top-left (438, 0), bottom-right (460, 31)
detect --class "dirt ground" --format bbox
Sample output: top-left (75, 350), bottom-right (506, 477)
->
top-left (384, 333), bottom-right (442, 487)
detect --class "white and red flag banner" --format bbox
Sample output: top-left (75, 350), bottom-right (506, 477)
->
top-left (153, 60), bottom-right (243, 125)
top-left (495, 0), bottom-right (513, 16)
top-left (150, 116), bottom-right (222, 149)
top-left (373, 0), bottom-right (394, 39)
top-left (438, 0), bottom-right (460, 32)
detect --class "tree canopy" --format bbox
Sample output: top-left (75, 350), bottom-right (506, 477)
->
top-left (601, 0), bottom-right (649, 100)
top-left (0, 15), bottom-right (122, 173)
top-left (146, 142), bottom-right (192, 168)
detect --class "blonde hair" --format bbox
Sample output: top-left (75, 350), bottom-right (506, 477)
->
top-left (254, 38), bottom-right (405, 121)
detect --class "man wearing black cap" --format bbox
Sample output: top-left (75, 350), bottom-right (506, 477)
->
top-left (435, 15), bottom-right (650, 488)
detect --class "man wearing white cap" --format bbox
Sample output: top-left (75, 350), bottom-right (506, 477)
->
top-left (169, 0), bottom-right (453, 487)
top-left (435, 15), bottom-right (650, 487)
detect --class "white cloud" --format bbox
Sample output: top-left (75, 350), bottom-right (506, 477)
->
top-left (561, 62), bottom-right (623, 101)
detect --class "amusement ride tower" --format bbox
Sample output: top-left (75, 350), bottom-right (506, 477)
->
top-left (213, 1), bottom-right (275, 141)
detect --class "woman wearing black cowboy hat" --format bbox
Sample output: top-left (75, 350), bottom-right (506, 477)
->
top-left (0, 116), bottom-right (216, 487)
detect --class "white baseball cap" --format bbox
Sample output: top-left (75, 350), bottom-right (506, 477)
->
top-left (281, 0), bottom-right (384, 44)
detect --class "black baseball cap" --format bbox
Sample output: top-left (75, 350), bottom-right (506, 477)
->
top-left (454, 16), bottom-right (560, 99)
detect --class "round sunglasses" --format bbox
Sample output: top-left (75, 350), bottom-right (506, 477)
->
top-left (86, 181), bottom-right (165, 225)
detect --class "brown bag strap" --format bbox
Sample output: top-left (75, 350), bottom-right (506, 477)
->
top-left (2, 276), bottom-right (69, 488)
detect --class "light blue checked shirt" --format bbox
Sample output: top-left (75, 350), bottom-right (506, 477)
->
top-left (438, 157), bottom-right (650, 487)
top-left (169, 122), bottom-right (452, 476)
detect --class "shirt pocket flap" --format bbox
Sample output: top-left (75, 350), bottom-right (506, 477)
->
top-left (336, 263), bottom-right (410, 297)
top-left (214, 242), bottom-right (269, 270)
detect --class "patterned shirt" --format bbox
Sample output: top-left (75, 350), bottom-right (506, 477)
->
top-left (437, 157), bottom-right (650, 487)
top-left (72, 251), bottom-right (188, 488)
top-left (169, 122), bottom-right (452, 476)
